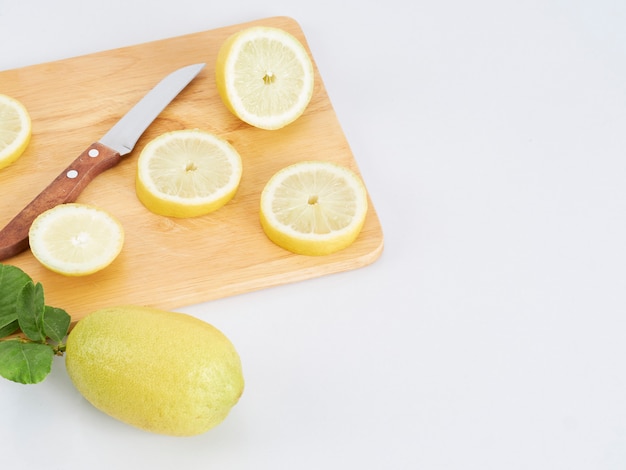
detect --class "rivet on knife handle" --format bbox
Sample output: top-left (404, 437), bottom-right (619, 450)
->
top-left (0, 143), bottom-right (121, 260)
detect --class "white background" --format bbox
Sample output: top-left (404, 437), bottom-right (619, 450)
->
top-left (1, 1), bottom-right (626, 468)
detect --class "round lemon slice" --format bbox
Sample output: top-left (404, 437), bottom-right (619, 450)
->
top-left (260, 161), bottom-right (368, 256)
top-left (136, 129), bottom-right (243, 218)
top-left (28, 203), bottom-right (124, 276)
top-left (215, 26), bottom-right (315, 130)
top-left (0, 94), bottom-right (32, 170)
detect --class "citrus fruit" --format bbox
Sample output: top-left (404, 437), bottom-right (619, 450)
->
top-left (215, 25), bottom-right (315, 130)
top-left (0, 94), bottom-right (31, 170)
top-left (28, 203), bottom-right (124, 276)
top-left (65, 306), bottom-right (244, 436)
top-left (136, 129), bottom-right (243, 218)
top-left (260, 161), bottom-right (368, 256)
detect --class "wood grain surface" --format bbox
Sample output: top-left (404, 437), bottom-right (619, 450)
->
top-left (0, 16), bottom-right (384, 322)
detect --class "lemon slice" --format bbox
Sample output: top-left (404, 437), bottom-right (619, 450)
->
top-left (0, 94), bottom-right (31, 170)
top-left (136, 129), bottom-right (243, 218)
top-left (260, 161), bottom-right (368, 256)
top-left (215, 26), bottom-right (315, 130)
top-left (28, 203), bottom-right (125, 276)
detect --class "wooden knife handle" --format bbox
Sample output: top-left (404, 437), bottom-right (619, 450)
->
top-left (0, 142), bottom-right (121, 260)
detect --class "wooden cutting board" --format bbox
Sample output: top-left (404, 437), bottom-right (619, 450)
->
top-left (0, 16), bottom-right (384, 322)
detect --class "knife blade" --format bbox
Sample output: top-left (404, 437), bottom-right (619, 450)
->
top-left (0, 62), bottom-right (205, 261)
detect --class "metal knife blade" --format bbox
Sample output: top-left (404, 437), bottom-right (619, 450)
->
top-left (0, 62), bottom-right (205, 261)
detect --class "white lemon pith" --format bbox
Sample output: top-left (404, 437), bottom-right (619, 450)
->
top-left (65, 306), bottom-right (245, 437)
top-left (260, 161), bottom-right (368, 256)
top-left (0, 94), bottom-right (31, 170)
top-left (28, 203), bottom-right (124, 276)
top-left (136, 129), bottom-right (243, 218)
top-left (216, 26), bottom-right (315, 130)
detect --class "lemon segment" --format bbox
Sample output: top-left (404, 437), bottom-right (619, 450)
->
top-left (216, 26), bottom-right (315, 130)
top-left (28, 203), bottom-right (124, 276)
top-left (260, 161), bottom-right (368, 256)
top-left (136, 129), bottom-right (243, 218)
top-left (0, 94), bottom-right (31, 170)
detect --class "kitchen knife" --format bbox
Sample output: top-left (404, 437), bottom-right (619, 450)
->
top-left (0, 62), bottom-right (205, 261)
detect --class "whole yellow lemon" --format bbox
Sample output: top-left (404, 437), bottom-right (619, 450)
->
top-left (65, 306), bottom-right (244, 436)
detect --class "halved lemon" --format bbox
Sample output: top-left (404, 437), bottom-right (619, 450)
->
top-left (215, 26), bottom-right (315, 130)
top-left (136, 129), bottom-right (243, 218)
top-left (28, 203), bottom-right (124, 276)
top-left (260, 161), bottom-right (368, 256)
top-left (0, 94), bottom-right (31, 170)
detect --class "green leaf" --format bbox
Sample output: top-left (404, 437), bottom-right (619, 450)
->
top-left (43, 306), bottom-right (71, 343)
top-left (16, 281), bottom-right (46, 342)
top-left (0, 339), bottom-right (54, 384)
top-left (0, 264), bottom-right (32, 338)
top-left (0, 320), bottom-right (19, 339)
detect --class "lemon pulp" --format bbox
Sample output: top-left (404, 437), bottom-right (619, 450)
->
top-left (136, 129), bottom-right (242, 218)
top-left (0, 94), bottom-right (31, 170)
top-left (260, 161), bottom-right (368, 255)
top-left (216, 26), bottom-right (315, 130)
top-left (28, 203), bottom-right (124, 276)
